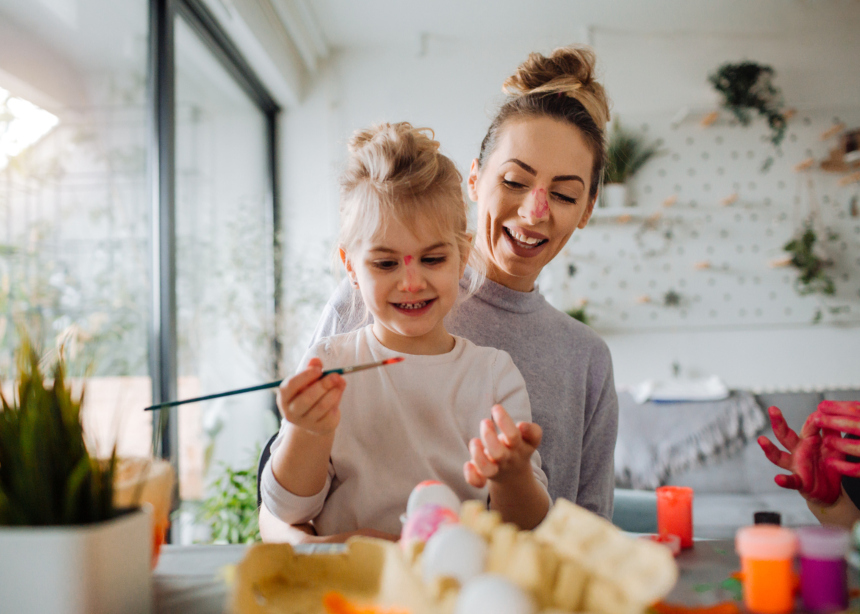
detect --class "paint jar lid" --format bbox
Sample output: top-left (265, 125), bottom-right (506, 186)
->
top-left (754, 511), bottom-right (782, 526)
top-left (736, 526), bottom-right (797, 559)
top-left (796, 526), bottom-right (850, 559)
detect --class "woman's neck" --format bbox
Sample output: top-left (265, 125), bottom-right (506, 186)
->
top-left (371, 322), bottom-right (456, 355)
top-left (483, 258), bottom-right (538, 293)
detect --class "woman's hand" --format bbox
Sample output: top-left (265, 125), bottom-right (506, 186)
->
top-left (277, 357), bottom-right (346, 435)
top-left (757, 405), bottom-right (843, 505)
top-left (810, 400), bottom-right (860, 476)
top-left (464, 404), bottom-right (541, 488)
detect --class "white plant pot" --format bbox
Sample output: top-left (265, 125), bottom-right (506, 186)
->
top-left (0, 507), bottom-right (152, 614)
top-left (601, 183), bottom-right (628, 209)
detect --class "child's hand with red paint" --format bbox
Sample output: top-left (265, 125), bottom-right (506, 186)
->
top-left (811, 400), bottom-right (860, 477)
top-left (758, 405), bottom-right (843, 505)
top-left (464, 404), bottom-right (549, 530)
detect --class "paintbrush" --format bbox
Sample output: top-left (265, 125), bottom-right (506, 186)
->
top-left (143, 357), bottom-right (405, 411)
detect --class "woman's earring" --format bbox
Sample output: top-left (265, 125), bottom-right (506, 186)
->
top-left (350, 277), bottom-right (358, 288)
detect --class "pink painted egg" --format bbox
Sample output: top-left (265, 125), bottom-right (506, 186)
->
top-left (406, 481), bottom-right (461, 517)
top-left (400, 504), bottom-right (459, 548)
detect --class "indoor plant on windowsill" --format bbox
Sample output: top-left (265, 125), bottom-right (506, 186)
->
top-left (0, 336), bottom-right (153, 614)
top-left (602, 119), bottom-right (663, 209)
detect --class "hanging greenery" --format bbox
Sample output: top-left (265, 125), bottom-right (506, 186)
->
top-left (782, 221), bottom-right (837, 297)
top-left (708, 61), bottom-right (787, 146)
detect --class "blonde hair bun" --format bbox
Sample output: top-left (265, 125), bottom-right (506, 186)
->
top-left (502, 45), bottom-right (610, 131)
top-left (344, 123), bottom-right (442, 194)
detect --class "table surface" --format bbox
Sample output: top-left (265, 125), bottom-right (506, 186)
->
top-left (152, 539), bottom-right (853, 614)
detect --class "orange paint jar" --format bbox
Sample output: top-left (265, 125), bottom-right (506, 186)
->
top-left (735, 526), bottom-right (798, 614)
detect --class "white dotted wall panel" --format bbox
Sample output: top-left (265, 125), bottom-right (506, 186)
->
top-left (540, 108), bottom-right (860, 333)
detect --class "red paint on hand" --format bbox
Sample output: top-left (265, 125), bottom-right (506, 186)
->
top-left (758, 406), bottom-right (842, 505)
top-left (532, 188), bottom-right (549, 218)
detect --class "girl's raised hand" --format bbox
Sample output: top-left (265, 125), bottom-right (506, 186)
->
top-left (757, 405), bottom-right (842, 505)
top-left (464, 404), bottom-right (542, 488)
top-left (277, 357), bottom-right (346, 435)
top-left (812, 400), bottom-right (860, 477)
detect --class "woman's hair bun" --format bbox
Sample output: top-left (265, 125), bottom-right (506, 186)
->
top-left (502, 45), bottom-right (610, 130)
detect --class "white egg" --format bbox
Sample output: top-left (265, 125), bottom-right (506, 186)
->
top-left (406, 481), bottom-right (461, 517)
top-left (455, 574), bottom-right (537, 614)
top-left (421, 525), bottom-right (488, 585)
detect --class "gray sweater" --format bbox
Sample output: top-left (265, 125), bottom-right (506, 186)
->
top-left (309, 271), bottom-right (618, 519)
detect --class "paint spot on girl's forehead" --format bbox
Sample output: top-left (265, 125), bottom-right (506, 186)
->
top-left (404, 255), bottom-right (413, 265)
top-left (532, 188), bottom-right (549, 218)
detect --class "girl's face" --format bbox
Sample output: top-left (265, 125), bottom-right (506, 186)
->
top-left (468, 116), bottom-right (597, 292)
top-left (343, 214), bottom-right (468, 355)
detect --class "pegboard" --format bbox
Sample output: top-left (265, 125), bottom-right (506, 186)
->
top-left (539, 107), bottom-right (860, 332)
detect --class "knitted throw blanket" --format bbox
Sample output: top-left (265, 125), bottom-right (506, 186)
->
top-left (614, 390), bottom-right (767, 490)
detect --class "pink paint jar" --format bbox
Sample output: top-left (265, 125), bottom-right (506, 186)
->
top-left (735, 525), bottom-right (798, 614)
top-left (656, 486), bottom-right (694, 549)
top-left (796, 526), bottom-right (850, 613)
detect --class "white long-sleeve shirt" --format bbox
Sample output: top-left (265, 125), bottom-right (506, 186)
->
top-left (307, 270), bottom-right (618, 519)
top-left (261, 325), bottom-right (548, 536)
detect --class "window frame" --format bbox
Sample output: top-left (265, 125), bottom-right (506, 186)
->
top-left (147, 0), bottom-right (281, 497)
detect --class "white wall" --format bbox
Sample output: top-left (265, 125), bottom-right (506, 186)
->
top-left (277, 4), bottom-right (860, 390)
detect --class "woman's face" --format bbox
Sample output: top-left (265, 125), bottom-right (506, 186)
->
top-left (468, 116), bottom-right (596, 292)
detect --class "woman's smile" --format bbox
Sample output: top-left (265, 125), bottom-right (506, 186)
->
top-left (502, 225), bottom-right (549, 257)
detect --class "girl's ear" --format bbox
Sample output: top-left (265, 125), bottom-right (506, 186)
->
top-left (467, 158), bottom-right (481, 202)
top-left (339, 248), bottom-right (358, 286)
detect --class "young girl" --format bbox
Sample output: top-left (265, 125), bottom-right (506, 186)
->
top-left (260, 123), bottom-right (549, 541)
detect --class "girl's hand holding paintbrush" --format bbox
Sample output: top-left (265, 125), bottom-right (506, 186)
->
top-left (278, 357), bottom-right (348, 436)
top-left (269, 356), bottom-right (404, 500)
top-left (270, 357), bottom-right (348, 499)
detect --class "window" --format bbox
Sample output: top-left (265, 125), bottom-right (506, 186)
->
top-left (0, 0), bottom-right (281, 541)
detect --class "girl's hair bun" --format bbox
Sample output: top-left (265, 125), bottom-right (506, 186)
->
top-left (502, 45), bottom-right (609, 131)
top-left (345, 123), bottom-right (441, 192)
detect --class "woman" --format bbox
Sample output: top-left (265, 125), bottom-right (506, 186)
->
top-left (760, 400), bottom-right (860, 529)
top-left (261, 45), bottom-right (618, 543)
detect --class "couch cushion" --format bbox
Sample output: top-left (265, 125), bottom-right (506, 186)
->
top-left (666, 453), bottom-right (750, 494)
top-left (616, 392), bottom-right (766, 490)
top-left (823, 390), bottom-right (860, 402)
top-left (693, 492), bottom-right (818, 540)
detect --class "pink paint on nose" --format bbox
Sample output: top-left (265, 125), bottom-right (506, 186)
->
top-left (532, 188), bottom-right (549, 218)
top-left (404, 255), bottom-right (413, 265)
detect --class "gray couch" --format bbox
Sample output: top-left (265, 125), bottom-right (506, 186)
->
top-left (612, 389), bottom-right (860, 538)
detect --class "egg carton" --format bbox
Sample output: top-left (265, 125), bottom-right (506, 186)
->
top-left (230, 499), bottom-right (678, 614)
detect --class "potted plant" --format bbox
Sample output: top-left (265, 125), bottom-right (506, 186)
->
top-left (602, 120), bottom-right (663, 209)
top-left (195, 454), bottom-right (261, 544)
top-left (0, 336), bottom-right (153, 614)
top-left (708, 61), bottom-right (787, 147)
